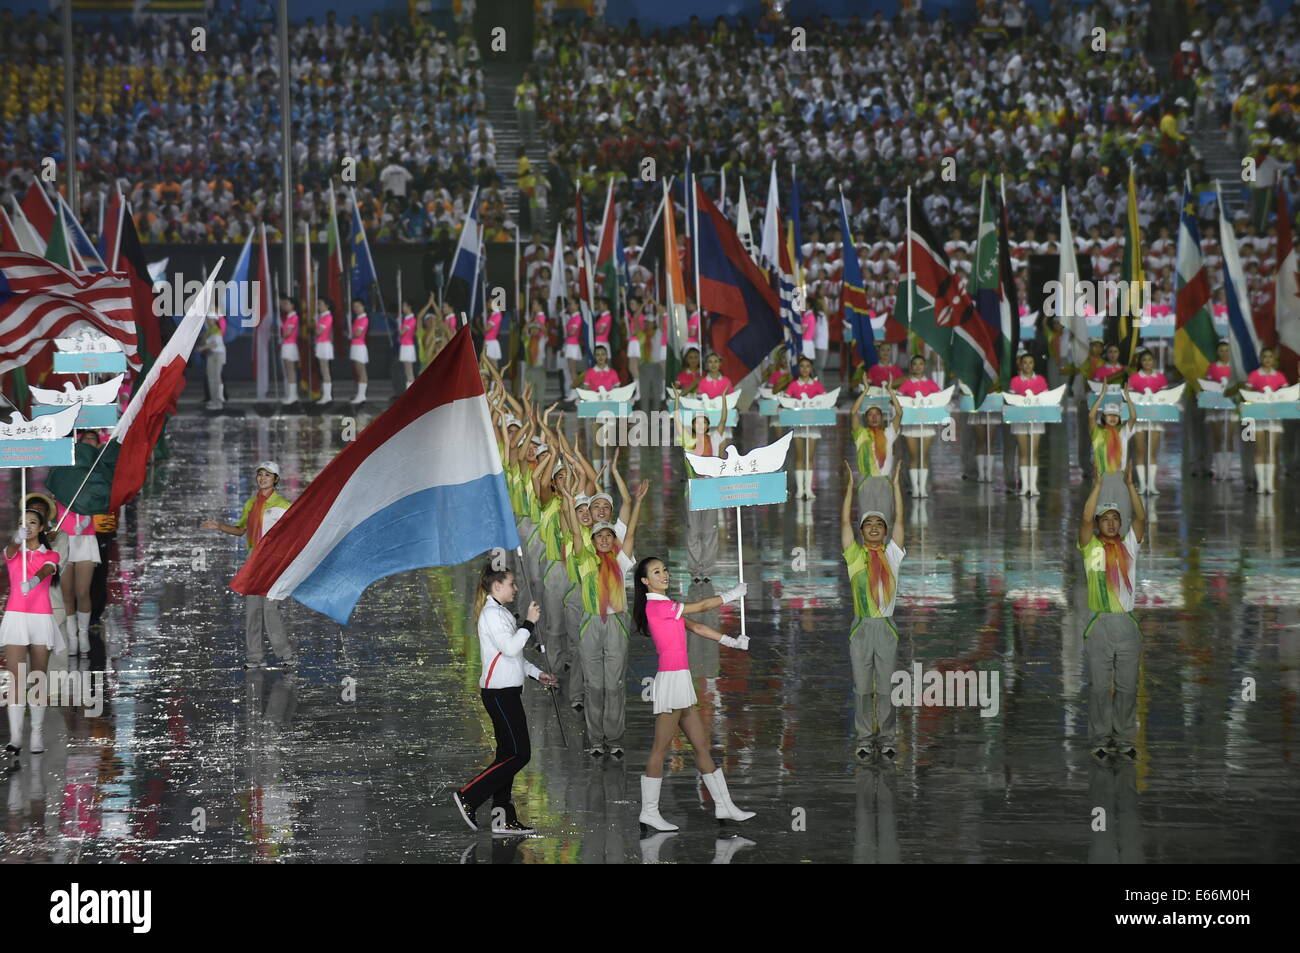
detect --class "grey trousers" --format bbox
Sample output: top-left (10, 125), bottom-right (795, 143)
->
top-left (849, 616), bottom-right (899, 747)
top-left (522, 364), bottom-right (549, 404)
top-left (685, 506), bottom-right (719, 578)
top-left (206, 353), bottom-right (225, 408)
top-left (245, 595), bottom-right (291, 663)
top-left (1084, 612), bottom-right (1141, 749)
top-left (638, 362), bottom-right (665, 410)
top-left (563, 583), bottom-right (584, 703)
top-left (541, 558), bottom-right (569, 671)
top-left (856, 475), bottom-right (896, 528)
top-left (578, 611), bottom-right (629, 748)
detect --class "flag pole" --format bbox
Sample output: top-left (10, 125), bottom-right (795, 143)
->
top-left (906, 187), bottom-right (913, 333)
top-left (20, 465), bottom-right (26, 578)
top-left (512, 543), bottom-right (567, 747)
top-left (692, 177), bottom-right (704, 363)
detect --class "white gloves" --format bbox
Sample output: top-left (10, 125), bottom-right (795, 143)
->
top-left (20, 576), bottom-right (39, 595)
top-left (12, 527), bottom-right (31, 543)
top-left (719, 635), bottom-right (750, 651)
top-left (718, 582), bottom-right (748, 605)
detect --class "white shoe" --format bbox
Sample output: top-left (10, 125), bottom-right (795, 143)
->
top-left (638, 775), bottom-right (680, 832)
top-left (701, 769), bottom-right (755, 822)
top-left (28, 705), bottom-right (45, 755)
top-left (78, 629), bottom-right (90, 656)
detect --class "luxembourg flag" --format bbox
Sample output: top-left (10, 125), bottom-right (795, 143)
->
top-left (231, 327), bottom-right (520, 624)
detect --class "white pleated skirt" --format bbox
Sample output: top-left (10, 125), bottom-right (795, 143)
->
top-left (563, 343), bottom-right (583, 361)
top-left (280, 343), bottom-right (300, 363)
top-left (651, 669), bottom-right (697, 714)
top-left (0, 610), bottom-right (64, 652)
top-left (399, 344), bottom-right (416, 362)
top-left (350, 344), bottom-right (369, 364)
top-left (315, 341), bottom-right (335, 361)
top-left (67, 534), bottom-right (101, 564)
top-left (485, 339), bottom-right (502, 360)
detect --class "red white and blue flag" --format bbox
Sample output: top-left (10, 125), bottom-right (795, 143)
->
top-left (231, 328), bottom-right (520, 624)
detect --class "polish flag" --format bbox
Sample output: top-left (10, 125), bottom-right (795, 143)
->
top-left (108, 261), bottom-right (225, 510)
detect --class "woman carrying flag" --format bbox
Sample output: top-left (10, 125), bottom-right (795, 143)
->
top-left (349, 299), bottom-right (370, 404)
top-left (398, 298), bottom-right (418, 390)
top-left (452, 561), bottom-right (558, 835)
top-left (840, 460), bottom-right (906, 762)
top-left (1077, 469), bottom-right (1146, 762)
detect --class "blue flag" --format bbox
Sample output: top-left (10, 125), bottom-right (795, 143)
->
top-left (350, 194), bottom-right (377, 308)
top-left (838, 196), bottom-right (877, 369)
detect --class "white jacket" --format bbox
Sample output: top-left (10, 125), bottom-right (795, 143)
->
top-left (477, 596), bottom-right (542, 689)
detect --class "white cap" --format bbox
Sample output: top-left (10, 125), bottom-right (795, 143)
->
top-left (590, 521), bottom-right (618, 537)
top-left (1180, 41), bottom-right (1193, 52)
top-left (589, 492), bottom-right (614, 507)
top-left (859, 510), bottom-right (888, 527)
top-left (1097, 502), bottom-right (1122, 517)
top-left (255, 461), bottom-right (281, 477)
top-left (1101, 401), bottom-right (1122, 416)
top-left (573, 494), bottom-right (591, 509)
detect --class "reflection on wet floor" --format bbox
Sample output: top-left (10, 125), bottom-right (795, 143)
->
top-left (2, 409), bottom-right (1298, 863)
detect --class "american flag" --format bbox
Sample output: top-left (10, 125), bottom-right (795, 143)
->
top-left (0, 251), bottom-right (140, 375)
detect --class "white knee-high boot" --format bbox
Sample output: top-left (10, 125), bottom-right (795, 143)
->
top-left (1019, 465), bottom-right (1030, 496)
top-left (908, 469), bottom-right (920, 497)
top-left (639, 775), bottom-right (680, 832)
top-left (7, 704), bottom-right (23, 752)
top-left (351, 382), bottom-right (368, 404)
top-left (1029, 465), bottom-right (1040, 496)
top-left (918, 468), bottom-right (930, 498)
top-left (701, 768), bottom-right (755, 822)
top-left (28, 705), bottom-right (45, 754)
top-left (805, 469), bottom-right (815, 499)
top-left (77, 611), bottom-right (90, 655)
top-left (975, 454), bottom-right (987, 481)
top-left (1265, 462), bottom-right (1276, 494)
top-left (1253, 463), bottom-right (1266, 492)
top-left (793, 470), bottom-right (805, 499)
top-left (1147, 464), bottom-right (1159, 495)
top-left (317, 381), bottom-right (333, 404)
top-left (1135, 465), bottom-right (1148, 495)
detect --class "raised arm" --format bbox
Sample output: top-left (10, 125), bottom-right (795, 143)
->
top-left (1078, 476), bottom-right (1101, 549)
top-left (618, 479), bottom-right (649, 557)
top-left (609, 448), bottom-right (633, 524)
top-left (851, 388), bottom-right (866, 422)
top-left (841, 460), bottom-right (856, 551)
top-left (891, 463), bottom-right (905, 547)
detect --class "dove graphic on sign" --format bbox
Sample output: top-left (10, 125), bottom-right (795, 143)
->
top-left (686, 431), bottom-right (794, 479)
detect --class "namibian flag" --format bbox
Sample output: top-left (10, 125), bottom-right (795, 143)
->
top-left (232, 328), bottom-right (520, 624)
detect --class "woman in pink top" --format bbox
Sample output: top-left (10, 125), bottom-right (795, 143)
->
top-left (685, 302), bottom-right (701, 348)
top-left (563, 299), bottom-right (585, 402)
top-left (1128, 349), bottom-right (1170, 495)
top-left (349, 299), bottom-right (370, 404)
top-left (865, 341), bottom-right (903, 391)
top-left (675, 346), bottom-right (703, 394)
top-left (1204, 339), bottom-right (1235, 480)
top-left (897, 355), bottom-right (942, 498)
top-left (1008, 352), bottom-right (1049, 497)
top-left (484, 308), bottom-right (504, 366)
top-left (398, 299), bottom-right (418, 390)
top-left (4, 506), bottom-right (63, 766)
top-left (313, 298), bottom-right (335, 404)
top-left (696, 352), bottom-right (734, 444)
top-left (1245, 347), bottom-right (1290, 494)
top-left (624, 297), bottom-right (645, 397)
top-left (1092, 343), bottom-right (1126, 385)
top-left (593, 297), bottom-right (612, 347)
top-left (631, 555), bottom-right (750, 833)
top-left (800, 309), bottom-right (817, 360)
top-left (785, 356), bottom-right (828, 499)
top-left (581, 345), bottom-right (621, 392)
top-left (279, 296), bottom-right (301, 405)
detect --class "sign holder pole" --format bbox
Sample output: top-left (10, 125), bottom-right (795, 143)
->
top-left (20, 465), bottom-right (26, 577)
top-left (735, 504), bottom-right (745, 639)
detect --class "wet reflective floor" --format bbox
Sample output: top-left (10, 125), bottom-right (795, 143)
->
top-left (2, 393), bottom-right (1298, 863)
